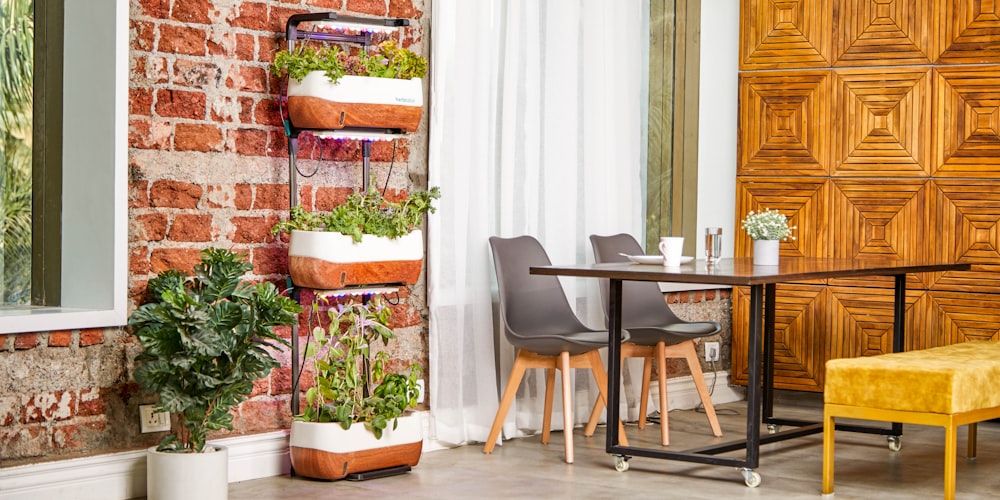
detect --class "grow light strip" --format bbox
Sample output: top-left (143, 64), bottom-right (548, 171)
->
top-left (314, 20), bottom-right (399, 34)
top-left (312, 130), bottom-right (400, 142)
top-left (314, 286), bottom-right (399, 298)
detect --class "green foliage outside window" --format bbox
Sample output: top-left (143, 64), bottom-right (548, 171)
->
top-left (0, 0), bottom-right (34, 305)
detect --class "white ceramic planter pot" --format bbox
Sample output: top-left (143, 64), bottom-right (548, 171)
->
top-left (287, 229), bottom-right (423, 289)
top-left (146, 445), bottom-right (228, 500)
top-left (753, 239), bottom-right (780, 266)
top-left (289, 414), bottom-right (423, 480)
top-left (286, 73), bottom-right (423, 131)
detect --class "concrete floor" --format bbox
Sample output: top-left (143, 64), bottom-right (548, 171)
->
top-left (229, 392), bottom-right (1000, 499)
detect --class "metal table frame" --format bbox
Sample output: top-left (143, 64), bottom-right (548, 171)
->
top-left (531, 257), bottom-right (970, 484)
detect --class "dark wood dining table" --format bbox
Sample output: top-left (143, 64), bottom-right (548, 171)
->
top-left (531, 256), bottom-right (971, 486)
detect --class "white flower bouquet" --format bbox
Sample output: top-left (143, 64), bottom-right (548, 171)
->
top-left (741, 209), bottom-right (796, 241)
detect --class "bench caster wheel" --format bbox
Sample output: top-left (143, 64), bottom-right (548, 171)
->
top-left (740, 468), bottom-right (762, 488)
top-left (887, 435), bottom-right (901, 452)
top-left (767, 424), bottom-right (780, 434)
top-left (614, 455), bottom-right (630, 472)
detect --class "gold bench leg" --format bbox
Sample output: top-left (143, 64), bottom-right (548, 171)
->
top-left (822, 410), bottom-right (835, 495)
top-left (945, 422), bottom-right (957, 500)
top-left (968, 422), bottom-right (977, 459)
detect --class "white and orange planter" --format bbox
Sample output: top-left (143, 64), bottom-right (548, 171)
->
top-left (288, 415), bottom-right (422, 481)
top-left (286, 73), bottom-right (423, 132)
top-left (287, 229), bottom-right (423, 290)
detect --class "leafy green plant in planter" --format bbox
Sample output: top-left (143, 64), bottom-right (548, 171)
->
top-left (271, 40), bottom-right (428, 83)
top-left (128, 248), bottom-right (302, 453)
top-left (271, 184), bottom-right (441, 242)
top-left (300, 296), bottom-right (421, 438)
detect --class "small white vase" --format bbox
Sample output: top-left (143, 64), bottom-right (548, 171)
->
top-left (752, 239), bottom-right (780, 266)
top-left (146, 445), bottom-right (228, 500)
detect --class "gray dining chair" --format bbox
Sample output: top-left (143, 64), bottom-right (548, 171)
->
top-left (483, 235), bottom-right (629, 464)
top-left (586, 233), bottom-right (723, 446)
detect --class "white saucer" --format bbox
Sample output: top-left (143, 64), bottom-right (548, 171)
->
top-left (625, 255), bottom-right (694, 265)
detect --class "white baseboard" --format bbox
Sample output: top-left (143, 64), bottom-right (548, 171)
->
top-left (0, 430), bottom-right (293, 500)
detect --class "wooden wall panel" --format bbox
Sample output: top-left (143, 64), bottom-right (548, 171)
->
top-left (830, 67), bottom-right (933, 176)
top-left (929, 179), bottom-right (1000, 292)
top-left (932, 66), bottom-right (1000, 177)
top-left (938, 1), bottom-right (1000, 63)
top-left (736, 0), bottom-right (1000, 392)
top-left (735, 177), bottom-right (829, 262)
top-left (740, 0), bottom-right (833, 70)
top-left (738, 72), bottom-right (831, 176)
top-left (731, 284), bottom-right (829, 390)
top-left (833, 0), bottom-right (940, 66)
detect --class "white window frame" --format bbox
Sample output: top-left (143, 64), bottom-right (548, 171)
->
top-left (0, 0), bottom-right (128, 334)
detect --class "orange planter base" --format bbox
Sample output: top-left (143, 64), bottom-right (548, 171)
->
top-left (290, 441), bottom-right (422, 481)
top-left (287, 96), bottom-right (422, 132)
top-left (289, 257), bottom-right (422, 289)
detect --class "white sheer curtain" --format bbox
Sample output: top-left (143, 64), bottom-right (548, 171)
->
top-left (427, 0), bottom-right (645, 447)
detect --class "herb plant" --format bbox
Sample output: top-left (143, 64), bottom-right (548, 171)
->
top-left (741, 208), bottom-right (796, 241)
top-left (129, 248), bottom-right (302, 453)
top-left (299, 297), bottom-right (421, 439)
top-left (272, 40), bottom-right (427, 84)
top-left (271, 184), bottom-right (441, 243)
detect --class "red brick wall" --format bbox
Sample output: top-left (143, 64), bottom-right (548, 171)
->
top-left (0, 0), bottom-right (428, 467)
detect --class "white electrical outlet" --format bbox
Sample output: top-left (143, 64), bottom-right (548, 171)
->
top-left (139, 404), bottom-right (171, 433)
top-left (704, 341), bottom-right (720, 363)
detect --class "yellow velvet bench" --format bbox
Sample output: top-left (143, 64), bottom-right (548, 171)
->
top-left (822, 341), bottom-right (1000, 499)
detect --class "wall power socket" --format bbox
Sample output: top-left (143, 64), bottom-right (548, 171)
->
top-left (704, 341), bottom-right (720, 363)
top-left (139, 404), bottom-right (171, 433)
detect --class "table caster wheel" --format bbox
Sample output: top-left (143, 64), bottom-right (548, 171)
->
top-left (887, 435), bottom-right (901, 452)
top-left (614, 455), bottom-right (630, 472)
top-left (741, 468), bottom-right (762, 488)
top-left (767, 424), bottom-right (780, 434)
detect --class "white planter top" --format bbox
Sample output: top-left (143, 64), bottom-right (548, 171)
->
top-left (289, 414), bottom-right (422, 453)
top-left (288, 229), bottom-right (423, 263)
top-left (288, 73), bottom-right (423, 107)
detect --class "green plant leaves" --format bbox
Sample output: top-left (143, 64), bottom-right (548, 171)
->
top-left (129, 248), bottom-right (302, 453)
top-left (293, 297), bottom-right (422, 439)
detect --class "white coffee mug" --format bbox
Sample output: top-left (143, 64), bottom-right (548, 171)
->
top-left (659, 236), bottom-right (685, 267)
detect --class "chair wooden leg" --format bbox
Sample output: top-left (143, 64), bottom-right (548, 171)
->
top-left (483, 351), bottom-right (530, 453)
top-left (656, 342), bottom-right (670, 446)
top-left (559, 351), bottom-right (574, 464)
top-left (542, 368), bottom-right (555, 445)
top-left (584, 393), bottom-right (603, 437)
top-left (683, 341), bottom-right (722, 437)
top-left (586, 350), bottom-right (629, 447)
top-left (638, 356), bottom-right (653, 430)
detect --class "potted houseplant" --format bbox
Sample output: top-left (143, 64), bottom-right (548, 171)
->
top-left (128, 248), bottom-right (302, 500)
top-left (741, 208), bottom-right (796, 266)
top-left (271, 183), bottom-right (440, 289)
top-left (272, 40), bottom-right (428, 131)
top-left (289, 296), bottom-right (423, 480)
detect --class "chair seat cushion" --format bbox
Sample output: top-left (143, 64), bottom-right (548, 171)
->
top-left (824, 341), bottom-right (1000, 414)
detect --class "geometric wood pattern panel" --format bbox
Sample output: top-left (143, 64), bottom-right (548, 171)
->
top-left (738, 72), bottom-right (830, 176)
top-left (831, 68), bottom-right (933, 176)
top-left (928, 179), bottom-right (1000, 293)
top-left (737, 1), bottom-right (1000, 392)
top-left (833, 0), bottom-right (940, 66)
top-left (938, 0), bottom-right (1000, 63)
top-left (828, 285), bottom-right (925, 358)
top-left (731, 284), bottom-right (828, 391)
top-left (924, 291), bottom-right (1000, 345)
top-left (740, 0), bottom-right (832, 70)
top-left (735, 177), bottom-right (828, 261)
top-left (932, 66), bottom-right (1000, 177)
